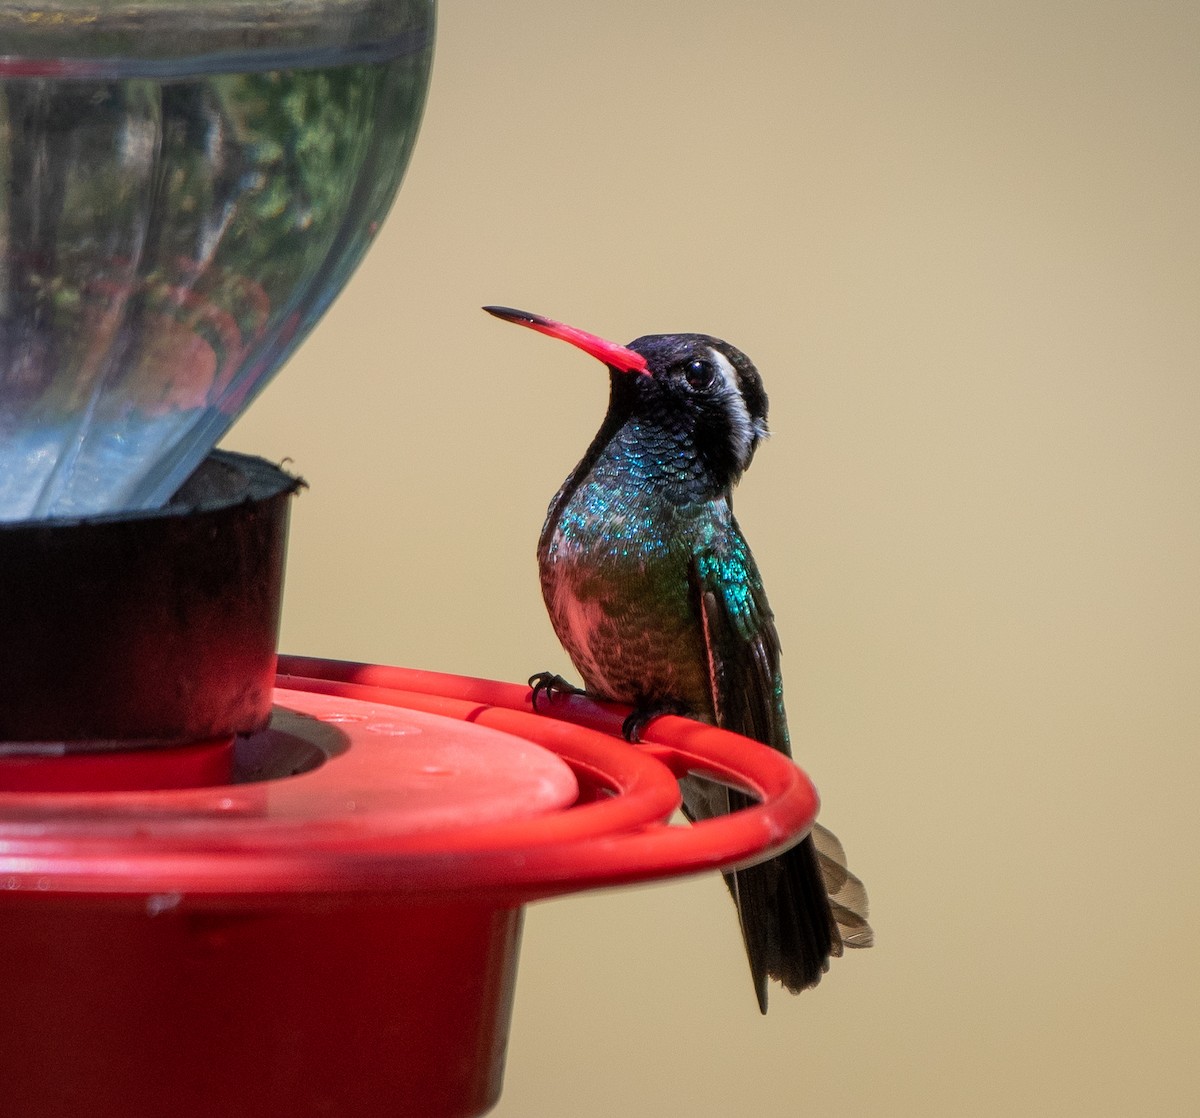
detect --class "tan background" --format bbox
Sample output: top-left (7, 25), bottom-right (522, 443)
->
top-left (223, 3), bottom-right (1200, 1114)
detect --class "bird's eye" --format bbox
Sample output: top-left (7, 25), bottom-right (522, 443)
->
top-left (684, 358), bottom-right (716, 389)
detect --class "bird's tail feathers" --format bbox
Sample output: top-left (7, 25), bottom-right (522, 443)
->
top-left (684, 777), bottom-right (872, 1011)
top-left (811, 821), bottom-right (874, 951)
top-left (725, 829), bottom-right (837, 1012)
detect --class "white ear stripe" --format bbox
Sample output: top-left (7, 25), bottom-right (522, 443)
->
top-left (709, 346), bottom-right (756, 470)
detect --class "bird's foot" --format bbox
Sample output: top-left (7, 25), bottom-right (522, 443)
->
top-left (621, 700), bottom-right (690, 744)
top-left (528, 671), bottom-right (585, 711)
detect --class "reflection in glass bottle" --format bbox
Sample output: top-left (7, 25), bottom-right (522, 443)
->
top-left (0, 6), bottom-right (433, 520)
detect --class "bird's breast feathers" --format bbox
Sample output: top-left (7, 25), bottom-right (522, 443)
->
top-left (539, 495), bottom-right (720, 712)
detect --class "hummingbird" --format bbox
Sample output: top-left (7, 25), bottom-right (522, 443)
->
top-left (485, 305), bottom-right (872, 1011)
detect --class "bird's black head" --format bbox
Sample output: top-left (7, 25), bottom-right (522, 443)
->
top-left (484, 306), bottom-right (770, 488)
top-left (621, 332), bottom-right (769, 485)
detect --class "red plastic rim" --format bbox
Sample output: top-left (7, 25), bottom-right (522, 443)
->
top-left (0, 657), bottom-right (820, 904)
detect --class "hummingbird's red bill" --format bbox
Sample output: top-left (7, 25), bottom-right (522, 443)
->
top-left (483, 306), bottom-right (650, 375)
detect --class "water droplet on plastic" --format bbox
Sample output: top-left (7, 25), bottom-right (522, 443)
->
top-left (146, 892), bottom-right (183, 916)
top-left (366, 721), bottom-right (411, 736)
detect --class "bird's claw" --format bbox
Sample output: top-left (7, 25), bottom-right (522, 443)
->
top-left (528, 671), bottom-right (584, 711)
top-left (621, 701), bottom-right (689, 743)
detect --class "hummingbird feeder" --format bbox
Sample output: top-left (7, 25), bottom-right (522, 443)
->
top-left (0, 2), bottom-right (825, 1116)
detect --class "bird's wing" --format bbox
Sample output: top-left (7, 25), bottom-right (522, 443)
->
top-left (689, 514), bottom-right (790, 755)
top-left (689, 514), bottom-right (872, 1000)
top-left (686, 517), bottom-right (835, 1004)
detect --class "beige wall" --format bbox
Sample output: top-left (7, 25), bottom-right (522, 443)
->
top-left (223, 3), bottom-right (1199, 1114)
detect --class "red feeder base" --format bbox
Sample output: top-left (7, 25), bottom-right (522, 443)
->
top-left (0, 658), bottom-right (821, 1118)
top-left (2, 898), bottom-right (520, 1118)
